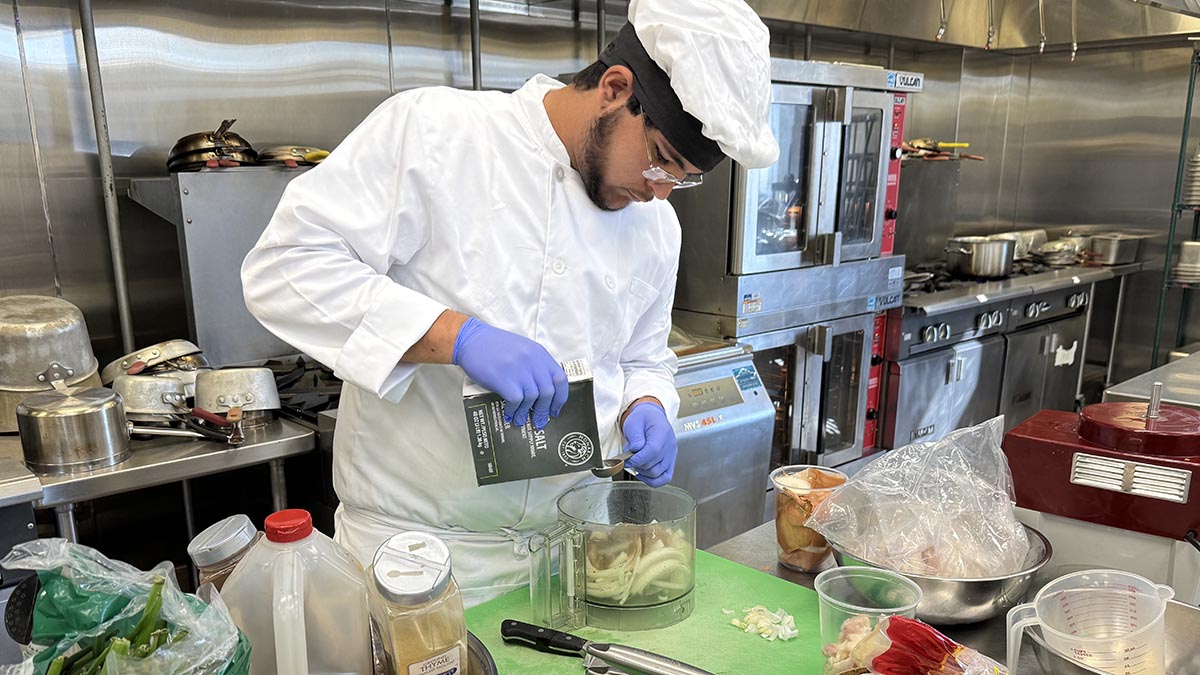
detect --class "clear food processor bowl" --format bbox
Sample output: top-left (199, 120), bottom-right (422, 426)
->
top-left (530, 482), bottom-right (697, 631)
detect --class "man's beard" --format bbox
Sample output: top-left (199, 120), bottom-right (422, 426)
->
top-left (579, 108), bottom-right (623, 212)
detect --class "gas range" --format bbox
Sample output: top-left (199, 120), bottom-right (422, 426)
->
top-left (266, 356), bottom-right (342, 425)
top-left (885, 262), bottom-right (1113, 360)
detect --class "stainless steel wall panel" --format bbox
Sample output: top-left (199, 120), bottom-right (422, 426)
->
top-left (995, 55), bottom-right (1030, 228)
top-left (955, 50), bottom-right (1024, 232)
top-left (479, 13), bottom-right (597, 91)
top-left (93, 0), bottom-right (393, 177)
top-left (12, 0), bottom-right (398, 363)
top-left (1013, 47), bottom-right (1187, 228)
top-left (0, 6), bottom-right (56, 298)
top-left (389, 0), bottom-right (469, 91)
top-left (15, 0), bottom-right (120, 360)
top-left (892, 48), bottom-right (964, 146)
top-left (894, 160), bottom-right (961, 266)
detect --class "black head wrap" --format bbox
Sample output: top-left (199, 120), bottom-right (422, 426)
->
top-left (598, 23), bottom-right (726, 173)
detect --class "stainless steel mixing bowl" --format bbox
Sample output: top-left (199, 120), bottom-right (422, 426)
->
top-left (832, 525), bottom-right (1053, 625)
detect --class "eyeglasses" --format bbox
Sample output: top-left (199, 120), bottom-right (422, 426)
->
top-left (642, 122), bottom-right (703, 190)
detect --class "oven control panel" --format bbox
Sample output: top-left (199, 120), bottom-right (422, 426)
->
top-left (676, 376), bottom-right (745, 418)
top-left (1010, 287), bottom-right (1092, 329)
top-left (887, 301), bottom-right (1014, 360)
top-left (881, 93), bottom-right (908, 256)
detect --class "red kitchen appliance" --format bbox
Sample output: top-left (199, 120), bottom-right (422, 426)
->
top-left (1003, 385), bottom-right (1200, 602)
top-left (863, 94), bottom-right (907, 449)
top-left (880, 93), bottom-right (907, 256)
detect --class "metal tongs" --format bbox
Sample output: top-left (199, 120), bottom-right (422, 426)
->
top-left (501, 619), bottom-right (716, 675)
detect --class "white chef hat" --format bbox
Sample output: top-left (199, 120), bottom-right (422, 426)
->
top-left (599, 0), bottom-right (779, 171)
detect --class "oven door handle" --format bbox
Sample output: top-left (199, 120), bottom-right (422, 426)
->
top-left (1040, 333), bottom-right (1060, 356)
top-left (808, 324), bottom-right (833, 362)
top-left (946, 357), bottom-right (965, 384)
top-left (826, 87), bottom-right (850, 125)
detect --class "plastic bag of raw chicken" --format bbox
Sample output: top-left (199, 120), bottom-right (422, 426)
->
top-left (828, 615), bottom-right (1008, 675)
top-left (806, 416), bottom-right (1030, 578)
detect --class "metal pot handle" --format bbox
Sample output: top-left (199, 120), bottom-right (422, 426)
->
top-left (944, 247), bottom-right (971, 255)
top-left (126, 422), bottom-right (207, 441)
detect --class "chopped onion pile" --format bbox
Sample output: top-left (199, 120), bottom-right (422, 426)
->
top-left (723, 606), bottom-right (800, 641)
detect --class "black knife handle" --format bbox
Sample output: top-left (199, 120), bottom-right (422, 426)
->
top-left (501, 619), bottom-right (586, 657)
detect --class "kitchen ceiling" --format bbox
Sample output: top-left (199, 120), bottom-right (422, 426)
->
top-left (747, 0), bottom-right (1200, 52)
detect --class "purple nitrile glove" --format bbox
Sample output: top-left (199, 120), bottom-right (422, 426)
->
top-left (452, 317), bottom-right (568, 429)
top-left (621, 401), bottom-right (678, 488)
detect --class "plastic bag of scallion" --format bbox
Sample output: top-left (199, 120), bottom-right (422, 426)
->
top-left (0, 539), bottom-right (249, 675)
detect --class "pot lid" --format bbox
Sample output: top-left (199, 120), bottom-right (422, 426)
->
top-left (1078, 402), bottom-right (1200, 457)
top-left (102, 340), bottom-right (203, 384)
top-left (16, 387), bottom-right (121, 417)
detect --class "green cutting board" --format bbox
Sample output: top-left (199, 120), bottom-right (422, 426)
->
top-left (465, 551), bottom-right (824, 674)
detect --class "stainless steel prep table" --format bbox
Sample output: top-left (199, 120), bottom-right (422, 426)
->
top-left (705, 521), bottom-right (1042, 673)
top-left (1104, 348), bottom-right (1200, 408)
top-left (0, 418), bottom-right (315, 541)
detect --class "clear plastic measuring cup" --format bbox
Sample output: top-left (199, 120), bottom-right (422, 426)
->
top-left (1007, 569), bottom-right (1175, 675)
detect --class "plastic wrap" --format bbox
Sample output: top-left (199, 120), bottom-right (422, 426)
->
top-left (0, 539), bottom-right (249, 675)
top-left (852, 616), bottom-right (1008, 675)
top-left (806, 417), bottom-right (1030, 578)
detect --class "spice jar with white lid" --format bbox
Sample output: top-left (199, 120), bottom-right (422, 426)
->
top-left (186, 513), bottom-right (261, 591)
top-left (368, 531), bottom-right (468, 675)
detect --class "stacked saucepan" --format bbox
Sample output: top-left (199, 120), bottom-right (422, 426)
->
top-left (166, 118), bottom-right (328, 172)
top-left (167, 119), bottom-right (259, 172)
top-left (16, 337), bottom-right (281, 475)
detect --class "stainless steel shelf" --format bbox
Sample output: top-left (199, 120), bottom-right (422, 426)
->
top-left (0, 418), bottom-right (315, 508)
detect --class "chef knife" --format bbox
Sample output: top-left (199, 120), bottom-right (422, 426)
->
top-left (501, 619), bottom-right (716, 675)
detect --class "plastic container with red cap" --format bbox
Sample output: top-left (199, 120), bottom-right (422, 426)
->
top-left (220, 509), bottom-right (372, 675)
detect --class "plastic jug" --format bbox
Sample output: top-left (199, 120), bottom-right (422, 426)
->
top-left (222, 509), bottom-right (373, 675)
top-left (1007, 569), bottom-right (1175, 675)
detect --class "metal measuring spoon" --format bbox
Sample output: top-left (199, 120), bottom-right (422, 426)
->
top-left (591, 451), bottom-right (634, 479)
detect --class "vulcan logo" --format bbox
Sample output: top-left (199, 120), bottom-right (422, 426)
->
top-left (910, 424), bottom-right (936, 440)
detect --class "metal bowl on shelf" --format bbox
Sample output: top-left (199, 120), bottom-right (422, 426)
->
top-left (1025, 599), bottom-right (1200, 674)
top-left (101, 339), bottom-right (205, 384)
top-left (111, 374), bottom-right (188, 422)
top-left (831, 525), bottom-right (1052, 625)
top-left (0, 295), bottom-right (103, 433)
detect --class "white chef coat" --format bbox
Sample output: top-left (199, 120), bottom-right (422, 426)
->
top-left (241, 75), bottom-right (682, 607)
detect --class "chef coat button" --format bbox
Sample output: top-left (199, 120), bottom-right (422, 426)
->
top-left (552, 259), bottom-right (566, 274)
top-left (555, 166), bottom-right (565, 182)
top-left (605, 275), bottom-right (616, 290)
